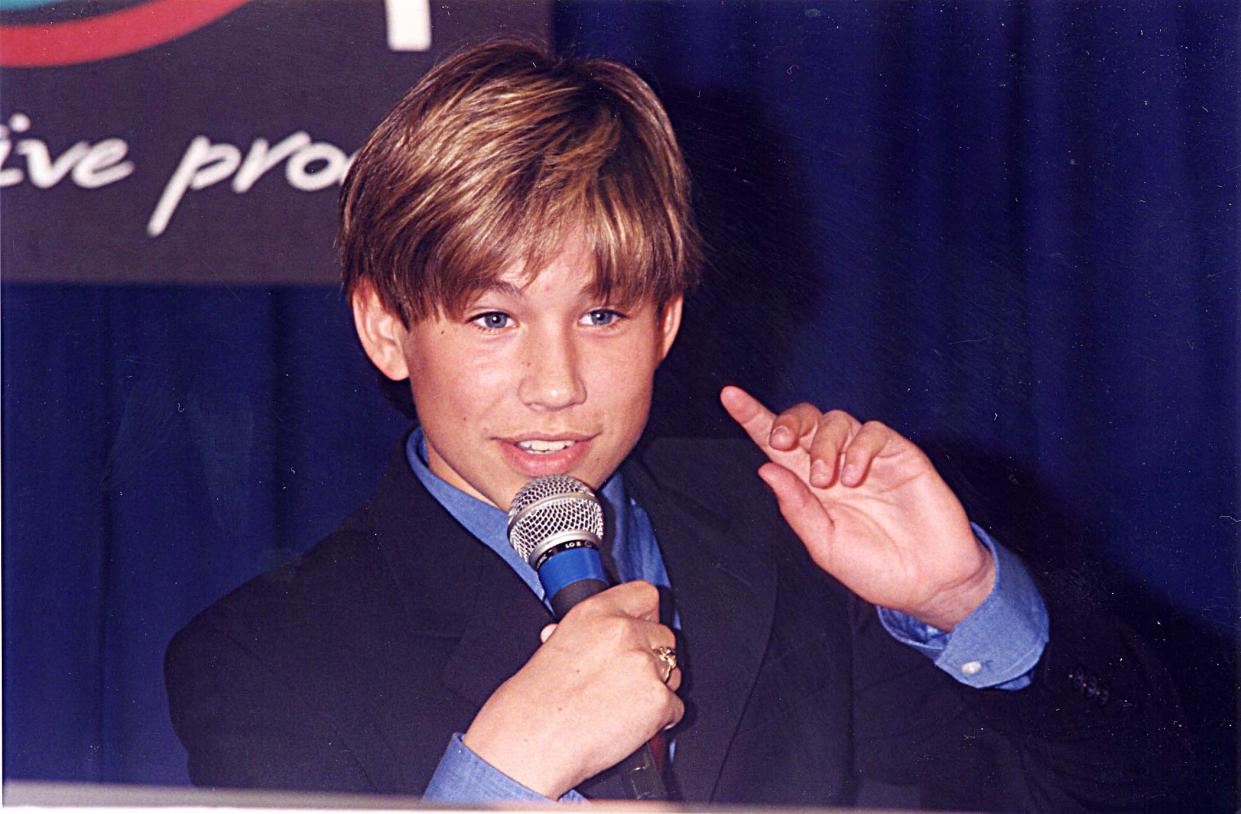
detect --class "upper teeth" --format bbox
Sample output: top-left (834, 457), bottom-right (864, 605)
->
top-left (517, 439), bottom-right (575, 453)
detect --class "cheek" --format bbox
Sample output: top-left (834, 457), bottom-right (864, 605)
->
top-left (407, 343), bottom-right (510, 427)
top-left (408, 362), bottom-right (488, 484)
top-left (589, 342), bottom-right (659, 414)
top-left (457, 351), bottom-right (517, 406)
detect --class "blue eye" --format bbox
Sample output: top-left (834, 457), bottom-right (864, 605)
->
top-left (471, 311), bottom-right (512, 331)
top-left (583, 309), bottom-right (623, 327)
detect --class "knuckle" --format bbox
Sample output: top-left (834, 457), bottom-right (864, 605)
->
top-left (651, 679), bottom-right (676, 709)
top-left (621, 648), bottom-right (647, 676)
top-left (599, 616), bottom-right (631, 644)
top-left (809, 427), bottom-right (839, 451)
top-left (560, 602), bottom-right (590, 625)
top-left (667, 696), bottom-right (686, 726)
top-left (583, 586), bottom-right (618, 609)
top-left (631, 580), bottom-right (658, 604)
top-left (631, 667), bottom-right (663, 704)
top-left (824, 409), bottom-right (855, 430)
top-left (779, 404), bottom-right (815, 428)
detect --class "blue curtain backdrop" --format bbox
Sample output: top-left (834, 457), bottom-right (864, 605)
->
top-left (3, 0), bottom-right (1237, 808)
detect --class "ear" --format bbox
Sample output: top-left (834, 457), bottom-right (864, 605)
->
top-left (657, 294), bottom-right (684, 362)
top-left (351, 283), bottom-right (411, 381)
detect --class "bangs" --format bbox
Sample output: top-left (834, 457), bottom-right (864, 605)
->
top-left (341, 40), bottom-right (701, 325)
top-left (430, 193), bottom-right (688, 318)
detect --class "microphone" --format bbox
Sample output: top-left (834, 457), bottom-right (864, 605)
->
top-left (507, 474), bottom-right (668, 801)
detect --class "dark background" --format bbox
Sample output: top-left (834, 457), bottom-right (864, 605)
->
top-left (3, 0), bottom-right (1237, 809)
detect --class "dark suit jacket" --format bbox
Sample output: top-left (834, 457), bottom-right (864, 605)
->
top-left (166, 436), bottom-right (1189, 810)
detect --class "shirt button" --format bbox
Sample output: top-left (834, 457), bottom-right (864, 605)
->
top-left (961, 660), bottom-right (983, 676)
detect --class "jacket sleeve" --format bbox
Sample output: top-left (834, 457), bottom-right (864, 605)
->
top-left (164, 618), bottom-right (374, 792)
top-left (850, 565), bottom-right (1193, 812)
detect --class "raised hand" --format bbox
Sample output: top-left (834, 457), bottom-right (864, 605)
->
top-left (463, 581), bottom-right (682, 799)
top-left (720, 386), bottom-right (993, 631)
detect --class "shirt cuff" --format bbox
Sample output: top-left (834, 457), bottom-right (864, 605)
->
top-left (423, 733), bottom-right (587, 804)
top-left (877, 523), bottom-right (1049, 690)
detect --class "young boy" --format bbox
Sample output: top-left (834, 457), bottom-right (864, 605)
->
top-left (167, 39), bottom-right (1185, 809)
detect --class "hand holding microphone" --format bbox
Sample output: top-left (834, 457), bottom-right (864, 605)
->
top-left (461, 476), bottom-right (681, 800)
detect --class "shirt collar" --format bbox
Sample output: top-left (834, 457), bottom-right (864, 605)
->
top-left (404, 427), bottom-right (631, 601)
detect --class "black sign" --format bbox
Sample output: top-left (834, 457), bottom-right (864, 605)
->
top-left (1, 0), bottom-right (552, 284)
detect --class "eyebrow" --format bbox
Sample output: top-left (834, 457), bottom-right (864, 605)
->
top-left (472, 279), bottom-right (524, 298)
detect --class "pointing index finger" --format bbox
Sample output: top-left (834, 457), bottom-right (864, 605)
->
top-left (720, 385), bottom-right (777, 453)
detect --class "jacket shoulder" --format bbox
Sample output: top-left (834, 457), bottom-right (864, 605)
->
top-left (174, 517), bottom-right (387, 644)
top-left (633, 436), bottom-right (768, 509)
top-left (163, 488), bottom-right (470, 793)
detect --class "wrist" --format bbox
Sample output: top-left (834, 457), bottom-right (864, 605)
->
top-left (914, 543), bottom-right (996, 631)
top-left (462, 723), bottom-right (575, 800)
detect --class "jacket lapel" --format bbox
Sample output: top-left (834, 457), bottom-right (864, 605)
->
top-left (369, 436), bottom-right (778, 802)
top-left (366, 442), bottom-right (552, 711)
top-left (625, 457), bottom-right (778, 803)
top-left (372, 443), bottom-right (659, 800)
top-left (438, 553), bottom-right (553, 709)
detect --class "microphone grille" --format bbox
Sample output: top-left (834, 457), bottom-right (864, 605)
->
top-left (507, 474), bottom-right (604, 567)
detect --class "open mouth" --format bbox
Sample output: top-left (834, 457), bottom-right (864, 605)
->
top-left (515, 439), bottom-right (577, 454)
top-left (501, 435), bottom-right (593, 476)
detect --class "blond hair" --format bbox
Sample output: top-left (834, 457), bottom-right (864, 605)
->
top-left (340, 39), bottom-right (702, 323)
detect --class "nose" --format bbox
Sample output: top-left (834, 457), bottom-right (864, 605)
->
top-left (518, 329), bottom-right (586, 410)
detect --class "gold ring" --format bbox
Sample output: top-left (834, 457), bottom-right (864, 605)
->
top-left (653, 645), bottom-right (677, 684)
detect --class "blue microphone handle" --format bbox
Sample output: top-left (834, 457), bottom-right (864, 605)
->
top-left (539, 545), bottom-right (669, 801)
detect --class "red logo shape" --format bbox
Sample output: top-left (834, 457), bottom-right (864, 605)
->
top-left (0, 0), bottom-right (252, 67)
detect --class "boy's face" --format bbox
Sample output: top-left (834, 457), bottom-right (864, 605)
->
top-left (357, 236), bottom-right (682, 511)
